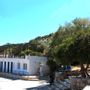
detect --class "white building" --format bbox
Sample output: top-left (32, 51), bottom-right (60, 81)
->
top-left (0, 55), bottom-right (48, 76)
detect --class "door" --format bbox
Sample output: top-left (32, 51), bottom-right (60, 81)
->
top-left (11, 62), bottom-right (13, 73)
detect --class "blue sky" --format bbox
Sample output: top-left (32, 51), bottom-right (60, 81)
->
top-left (0, 0), bottom-right (90, 45)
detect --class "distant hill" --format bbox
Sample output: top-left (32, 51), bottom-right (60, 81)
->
top-left (0, 33), bottom-right (54, 57)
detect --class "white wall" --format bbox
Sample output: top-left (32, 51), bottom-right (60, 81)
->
top-left (0, 56), bottom-right (48, 76)
top-left (0, 58), bottom-right (30, 75)
top-left (28, 56), bottom-right (48, 75)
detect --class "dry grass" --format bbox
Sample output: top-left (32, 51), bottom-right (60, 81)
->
top-left (71, 66), bottom-right (81, 71)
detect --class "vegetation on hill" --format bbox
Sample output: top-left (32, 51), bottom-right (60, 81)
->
top-left (0, 34), bottom-right (54, 57)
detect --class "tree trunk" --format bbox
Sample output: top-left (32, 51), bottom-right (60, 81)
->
top-left (80, 64), bottom-right (90, 78)
top-left (80, 64), bottom-right (86, 78)
top-left (85, 64), bottom-right (90, 77)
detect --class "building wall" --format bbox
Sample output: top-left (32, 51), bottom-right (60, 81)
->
top-left (0, 58), bottom-right (30, 75)
top-left (0, 56), bottom-right (48, 76)
top-left (28, 56), bottom-right (48, 75)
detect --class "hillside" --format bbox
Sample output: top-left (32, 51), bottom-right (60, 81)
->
top-left (0, 33), bottom-right (54, 57)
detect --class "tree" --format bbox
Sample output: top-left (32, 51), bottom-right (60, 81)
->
top-left (49, 18), bottom-right (90, 78)
top-left (69, 32), bottom-right (90, 77)
top-left (47, 59), bottom-right (57, 73)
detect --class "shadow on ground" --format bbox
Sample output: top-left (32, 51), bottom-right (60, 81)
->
top-left (26, 84), bottom-right (51, 90)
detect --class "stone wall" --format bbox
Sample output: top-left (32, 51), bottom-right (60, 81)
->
top-left (70, 77), bottom-right (90, 90)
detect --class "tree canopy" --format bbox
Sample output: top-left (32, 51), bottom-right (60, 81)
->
top-left (48, 18), bottom-right (90, 77)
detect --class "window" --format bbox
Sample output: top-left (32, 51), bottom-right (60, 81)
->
top-left (23, 63), bottom-right (27, 70)
top-left (17, 63), bottom-right (20, 69)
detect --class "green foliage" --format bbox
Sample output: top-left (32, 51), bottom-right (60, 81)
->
top-left (49, 18), bottom-right (90, 65)
top-left (0, 34), bottom-right (53, 56)
top-left (48, 18), bottom-right (90, 77)
top-left (47, 60), bottom-right (57, 72)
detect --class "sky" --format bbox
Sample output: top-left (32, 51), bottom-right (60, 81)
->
top-left (0, 0), bottom-right (90, 45)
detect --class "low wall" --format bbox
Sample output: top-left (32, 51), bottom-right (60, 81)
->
top-left (70, 77), bottom-right (90, 90)
top-left (0, 72), bottom-right (39, 81)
